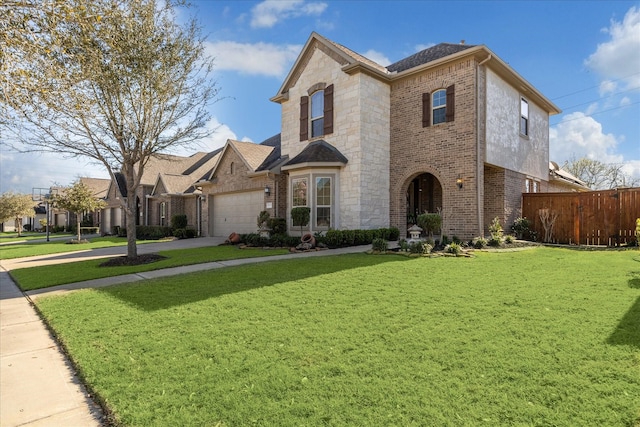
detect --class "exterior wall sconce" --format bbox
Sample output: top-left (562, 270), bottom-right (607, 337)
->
top-left (264, 185), bottom-right (271, 195)
top-left (456, 177), bottom-right (463, 189)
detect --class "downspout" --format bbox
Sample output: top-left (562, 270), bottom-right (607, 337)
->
top-left (477, 54), bottom-right (491, 237)
top-left (145, 195), bottom-right (150, 226)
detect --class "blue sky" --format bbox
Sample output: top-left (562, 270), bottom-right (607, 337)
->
top-left (2, 0), bottom-right (639, 193)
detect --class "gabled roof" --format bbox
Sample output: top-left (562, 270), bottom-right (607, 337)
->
top-left (79, 177), bottom-right (110, 199)
top-left (255, 134), bottom-right (287, 172)
top-left (386, 43), bottom-right (476, 73)
top-left (282, 140), bottom-right (348, 170)
top-left (271, 32), bottom-right (389, 103)
top-left (271, 32), bottom-right (560, 115)
top-left (209, 139), bottom-right (275, 178)
top-left (156, 174), bottom-right (200, 195)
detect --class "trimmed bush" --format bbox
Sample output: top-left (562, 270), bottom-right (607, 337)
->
top-left (417, 213), bottom-right (442, 238)
top-left (171, 214), bottom-right (188, 230)
top-left (371, 238), bottom-right (388, 252)
top-left (135, 226), bottom-right (172, 240)
top-left (268, 218), bottom-right (287, 235)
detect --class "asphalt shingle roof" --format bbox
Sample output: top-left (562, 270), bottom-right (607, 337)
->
top-left (386, 43), bottom-right (476, 73)
top-left (284, 140), bottom-right (348, 166)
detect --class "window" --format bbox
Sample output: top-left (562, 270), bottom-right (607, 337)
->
top-left (422, 85), bottom-right (455, 127)
top-left (310, 91), bottom-right (324, 138)
top-left (432, 89), bottom-right (447, 125)
top-left (316, 177), bottom-right (331, 227)
top-left (533, 181), bottom-right (538, 193)
top-left (525, 179), bottom-right (530, 193)
top-left (292, 178), bottom-right (307, 207)
top-left (520, 98), bottom-right (529, 136)
top-left (160, 202), bottom-right (166, 226)
top-left (300, 84), bottom-right (334, 141)
top-left (230, 162), bottom-right (234, 175)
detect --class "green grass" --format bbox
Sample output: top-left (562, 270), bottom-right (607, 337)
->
top-left (0, 236), bottom-right (150, 260)
top-left (0, 232), bottom-right (74, 241)
top-left (35, 248), bottom-right (640, 426)
top-left (11, 245), bottom-right (290, 290)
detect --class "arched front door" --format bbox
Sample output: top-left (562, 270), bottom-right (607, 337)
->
top-left (406, 173), bottom-right (443, 226)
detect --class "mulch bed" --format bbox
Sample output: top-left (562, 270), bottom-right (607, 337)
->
top-left (99, 254), bottom-right (167, 267)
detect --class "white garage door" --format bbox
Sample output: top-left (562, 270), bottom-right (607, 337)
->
top-left (211, 191), bottom-right (264, 237)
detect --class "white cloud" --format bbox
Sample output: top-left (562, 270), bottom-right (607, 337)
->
top-left (620, 96), bottom-right (632, 106)
top-left (585, 6), bottom-right (640, 89)
top-left (621, 160), bottom-right (640, 182)
top-left (599, 79), bottom-right (617, 95)
top-left (250, 0), bottom-right (327, 29)
top-left (206, 41), bottom-right (302, 77)
top-left (362, 49), bottom-right (391, 67)
top-left (0, 150), bottom-right (109, 195)
top-left (549, 112), bottom-right (622, 164)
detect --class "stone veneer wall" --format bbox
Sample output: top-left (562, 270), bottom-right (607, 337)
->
top-left (279, 41), bottom-right (390, 230)
top-left (389, 57), bottom-right (480, 240)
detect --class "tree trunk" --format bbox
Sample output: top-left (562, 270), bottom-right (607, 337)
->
top-left (125, 194), bottom-right (138, 259)
top-left (76, 216), bottom-right (81, 242)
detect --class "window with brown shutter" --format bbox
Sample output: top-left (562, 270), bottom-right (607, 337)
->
top-left (323, 84), bottom-right (334, 135)
top-left (445, 84), bottom-right (455, 122)
top-left (300, 95), bottom-right (309, 141)
top-left (422, 92), bottom-right (430, 127)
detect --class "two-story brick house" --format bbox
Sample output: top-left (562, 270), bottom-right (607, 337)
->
top-left (203, 32), bottom-right (562, 240)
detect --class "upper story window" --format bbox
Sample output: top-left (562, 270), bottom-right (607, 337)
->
top-left (310, 90), bottom-right (324, 138)
top-left (520, 97), bottom-right (529, 136)
top-left (300, 84), bottom-right (334, 141)
top-left (422, 85), bottom-right (455, 127)
top-left (230, 162), bottom-right (235, 175)
top-left (432, 89), bottom-right (447, 125)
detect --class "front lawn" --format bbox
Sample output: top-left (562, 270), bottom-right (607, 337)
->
top-left (11, 245), bottom-right (290, 290)
top-left (0, 236), bottom-right (152, 260)
top-left (36, 248), bottom-right (640, 426)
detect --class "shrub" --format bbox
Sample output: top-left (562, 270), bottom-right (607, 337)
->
top-left (257, 211), bottom-right (270, 228)
top-left (135, 225), bottom-right (171, 240)
top-left (171, 214), bottom-right (188, 230)
top-left (504, 235), bottom-right (515, 244)
top-left (445, 242), bottom-right (462, 255)
top-left (511, 217), bottom-right (532, 240)
top-left (371, 238), bottom-right (388, 252)
top-left (489, 217), bottom-right (503, 240)
top-left (417, 213), bottom-right (442, 238)
top-left (452, 235), bottom-right (461, 244)
top-left (23, 224), bottom-right (31, 232)
top-left (399, 239), bottom-right (409, 251)
top-left (267, 218), bottom-right (287, 235)
top-left (472, 237), bottom-right (487, 249)
top-left (488, 237), bottom-right (502, 247)
top-left (173, 228), bottom-right (186, 239)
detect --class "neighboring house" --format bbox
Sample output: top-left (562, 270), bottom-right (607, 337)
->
top-left (102, 151), bottom-right (221, 235)
top-left (200, 135), bottom-right (288, 237)
top-left (547, 161), bottom-right (590, 192)
top-left (48, 178), bottom-right (110, 231)
top-left (201, 32), bottom-right (563, 239)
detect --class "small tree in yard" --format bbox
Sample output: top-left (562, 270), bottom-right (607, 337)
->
top-left (417, 212), bottom-right (442, 240)
top-left (52, 181), bottom-right (106, 242)
top-left (291, 207), bottom-right (310, 236)
top-left (0, 192), bottom-right (35, 237)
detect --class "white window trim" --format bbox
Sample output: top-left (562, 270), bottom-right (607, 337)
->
top-left (520, 97), bottom-right (529, 137)
top-left (432, 89), bottom-right (447, 125)
top-left (310, 90), bottom-right (324, 138)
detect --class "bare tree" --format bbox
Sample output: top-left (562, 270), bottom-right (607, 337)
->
top-left (1, 0), bottom-right (218, 259)
top-left (563, 157), bottom-right (640, 190)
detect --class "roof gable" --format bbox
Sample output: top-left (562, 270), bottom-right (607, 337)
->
top-left (272, 32), bottom-right (388, 103)
top-left (209, 139), bottom-right (274, 178)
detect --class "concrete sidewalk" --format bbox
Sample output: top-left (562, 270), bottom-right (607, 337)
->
top-left (0, 238), bottom-right (373, 426)
top-left (1, 272), bottom-right (105, 426)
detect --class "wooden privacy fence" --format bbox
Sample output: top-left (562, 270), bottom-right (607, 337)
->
top-left (522, 188), bottom-right (640, 246)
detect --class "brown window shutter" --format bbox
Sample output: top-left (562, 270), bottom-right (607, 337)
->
top-left (323, 84), bottom-right (334, 135)
top-left (300, 96), bottom-right (309, 141)
top-left (445, 84), bottom-right (455, 122)
top-left (422, 92), bottom-right (430, 127)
